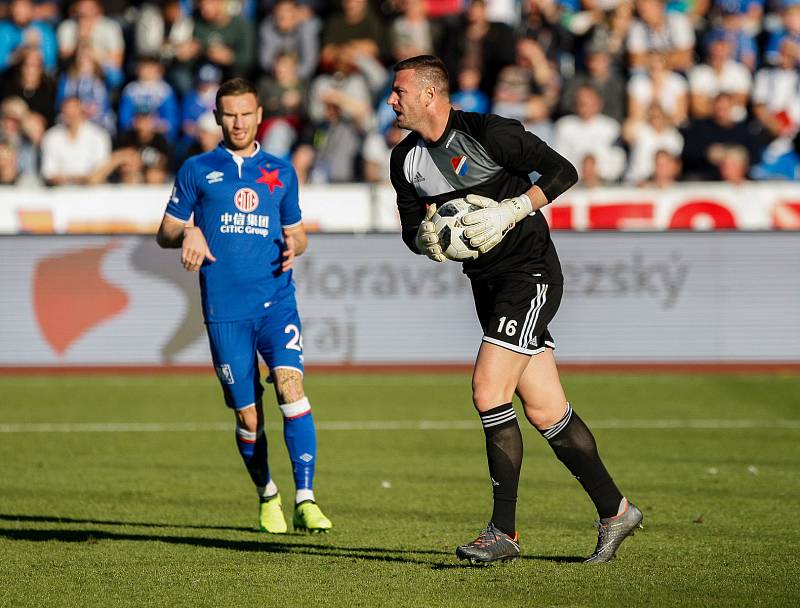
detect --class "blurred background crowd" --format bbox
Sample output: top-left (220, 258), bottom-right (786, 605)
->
top-left (1, 0), bottom-right (799, 188)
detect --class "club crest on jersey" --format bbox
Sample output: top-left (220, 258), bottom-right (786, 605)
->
top-left (451, 155), bottom-right (469, 176)
top-left (234, 187), bottom-right (259, 212)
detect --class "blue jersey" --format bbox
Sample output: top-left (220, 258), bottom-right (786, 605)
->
top-left (165, 143), bottom-right (302, 323)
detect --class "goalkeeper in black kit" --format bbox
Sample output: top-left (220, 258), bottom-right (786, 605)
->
top-left (387, 55), bottom-right (642, 565)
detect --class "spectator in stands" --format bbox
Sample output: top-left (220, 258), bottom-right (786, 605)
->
top-left (55, 40), bottom-right (113, 132)
top-left (751, 133), bottom-right (800, 179)
top-left (752, 38), bottom-right (800, 141)
top-left (134, 0), bottom-right (195, 93)
top-left (553, 83), bottom-right (627, 182)
top-left (645, 149), bottom-right (682, 187)
top-left (0, 0), bottom-right (61, 23)
top-left (589, 2), bottom-right (635, 75)
top-left (320, 0), bottom-right (385, 72)
top-left (0, 134), bottom-right (23, 184)
top-left (516, 0), bottom-right (572, 68)
top-left (623, 102), bottom-right (684, 184)
top-left (451, 66), bottom-right (490, 113)
top-left (89, 107), bottom-right (170, 184)
top-left (0, 0), bottom-right (57, 73)
top-left (665, 0), bottom-right (711, 28)
top-left (704, 0), bottom-right (758, 71)
top-left (626, 0), bottom-right (695, 72)
top-left (717, 143), bottom-right (751, 184)
top-left (492, 37), bottom-right (558, 142)
top-left (688, 31), bottom-right (752, 121)
top-left (559, 0), bottom-right (607, 55)
top-left (296, 67), bottom-right (373, 183)
top-left (560, 37), bottom-right (626, 124)
top-left (257, 51), bottom-right (308, 159)
top-left (56, 0), bottom-right (124, 88)
top-left (627, 51), bottom-right (688, 127)
top-left (764, 0), bottom-right (800, 67)
top-left (440, 0), bottom-right (516, 98)
top-left (0, 96), bottom-right (41, 180)
top-left (259, 0), bottom-right (319, 81)
top-left (390, 0), bottom-right (438, 62)
top-left (40, 96), bottom-right (111, 185)
top-left (362, 124), bottom-right (406, 183)
top-left (118, 56), bottom-right (180, 142)
top-left (0, 47), bottom-right (56, 126)
top-left (176, 0), bottom-right (255, 81)
top-left (184, 110), bottom-right (221, 158)
top-left (578, 154), bottom-right (603, 188)
top-left (308, 51), bottom-right (372, 126)
top-left (717, 0), bottom-right (763, 37)
top-left (181, 63), bottom-right (220, 146)
top-left (681, 92), bottom-right (760, 179)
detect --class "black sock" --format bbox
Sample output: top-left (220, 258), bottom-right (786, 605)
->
top-left (542, 403), bottom-right (623, 519)
top-left (479, 403), bottom-right (523, 536)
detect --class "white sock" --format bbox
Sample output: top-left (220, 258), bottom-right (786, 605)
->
top-left (296, 489), bottom-right (315, 504)
top-left (258, 479), bottom-right (279, 499)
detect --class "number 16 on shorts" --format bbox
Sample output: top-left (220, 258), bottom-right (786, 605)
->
top-left (479, 283), bottom-right (561, 356)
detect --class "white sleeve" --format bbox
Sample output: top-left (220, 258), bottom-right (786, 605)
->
top-left (91, 129), bottom-right (112, 170)
top-left (729, 64), bottom-right (753, 95)
top-left (56, 20), bottom-right (77, 53)
top-left (669, 13), bottom-right (695, 50)
top-left (39, 131), bottom-right (59, 180)
top-left (626, 21), bottom-right (647, 54)
top-left (688, 66), bottom-right (713, 95)
top-left (671, 72), bottom-right (688, 96)
top-left (752, 70), bottom-right (768, 105)
top-left (102, 18), bottom-right (125, 54)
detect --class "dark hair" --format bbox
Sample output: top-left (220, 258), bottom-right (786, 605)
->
top-left (393, 55), bottom-right (450, 98)
top-left (215, 77), bottom-right (259, 109)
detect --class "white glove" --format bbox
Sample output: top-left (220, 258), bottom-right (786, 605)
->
top-left (462, 193), bottom-right (533, 254)
top-left (415, 204), bottom-right (446, 262)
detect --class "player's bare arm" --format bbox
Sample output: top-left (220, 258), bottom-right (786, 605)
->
top-left (156, 215), bottom-right (216, 271)
top-left (281, 224), bottom-right (308, 272)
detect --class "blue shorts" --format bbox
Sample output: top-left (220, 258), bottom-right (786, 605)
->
top-left (206, 296), bottom-right (304, 410)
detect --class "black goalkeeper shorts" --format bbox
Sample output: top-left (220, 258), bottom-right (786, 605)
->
top-left (471, 278), bottom-right (562, 356)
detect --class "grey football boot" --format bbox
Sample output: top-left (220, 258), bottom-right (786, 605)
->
top-left (584, 500), bottom-right (643, 564)
top-left (456, 523), bottom-right (520, 565)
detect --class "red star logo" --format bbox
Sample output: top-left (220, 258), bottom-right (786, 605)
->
top-left (256, 166), bottom-right (283, 193)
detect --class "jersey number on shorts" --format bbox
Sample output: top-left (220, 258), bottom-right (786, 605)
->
top-left (497, 316), bottom-right (517, 337)
top-left (285, 324), bottom-right (303, 351)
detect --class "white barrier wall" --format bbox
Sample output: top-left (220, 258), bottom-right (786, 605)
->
top-left (0, 233), bottom-right (798, 366)
top-left (2, 182), bottom-right (800, 233)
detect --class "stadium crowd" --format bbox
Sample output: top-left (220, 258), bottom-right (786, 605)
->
top-left (0, 0), bottom-right (799, 187)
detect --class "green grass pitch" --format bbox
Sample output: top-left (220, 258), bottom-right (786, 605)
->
top-left (1, 372), bottom-right (799, 607)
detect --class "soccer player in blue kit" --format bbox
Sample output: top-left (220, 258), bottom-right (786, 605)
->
top-left (156, 78), bottom-right (332, 534)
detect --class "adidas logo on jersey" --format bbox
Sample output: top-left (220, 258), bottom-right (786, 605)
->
top-left (206, 170), bottom-right (224, 184)
top-left (412, 172), bottom-right (426, 184)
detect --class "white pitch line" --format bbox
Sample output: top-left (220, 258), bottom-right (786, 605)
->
top-left (0, 419), bottom-right (799, 433)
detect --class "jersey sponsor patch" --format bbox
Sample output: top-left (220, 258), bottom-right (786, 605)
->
top-left (451, 155), bottom-right (469, 176)
top-left (257, 166), bottom-right (284, 193)
top-left (234, 187), bottom-right (259, 212)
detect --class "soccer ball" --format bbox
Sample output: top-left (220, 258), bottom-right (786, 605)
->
top-left (432, 198), bottom-right (482, 261)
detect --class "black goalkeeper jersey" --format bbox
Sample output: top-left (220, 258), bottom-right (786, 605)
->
top-left (390, 109), bottom-right (575, 284)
